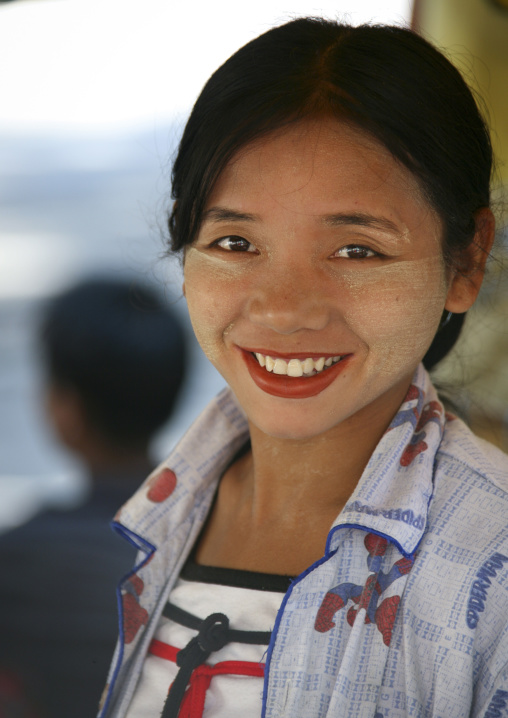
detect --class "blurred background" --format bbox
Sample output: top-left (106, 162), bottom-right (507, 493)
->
top-left (412, 0), bottom-right (508, 449)
top-left (0, 0), bottom-right (506, 533)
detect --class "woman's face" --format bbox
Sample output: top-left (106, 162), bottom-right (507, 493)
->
top-left (183, 119), bottom-right (454, 441)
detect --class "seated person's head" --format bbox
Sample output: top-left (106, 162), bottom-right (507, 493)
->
top-left (40, 277), bottom-right (186, 470)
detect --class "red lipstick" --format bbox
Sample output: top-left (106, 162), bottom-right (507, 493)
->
top-left (239, 349), bottom-right (352, 399)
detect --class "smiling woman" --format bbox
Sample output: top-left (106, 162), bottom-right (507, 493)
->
top-left (184, 121), bottom-right (451, 434)
top-left (99, 18), bottom-right (508, 718)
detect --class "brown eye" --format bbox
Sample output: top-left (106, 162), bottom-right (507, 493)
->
top-left (335, 245), bottom-right (377, 259)
top-left (215, 236), bottom-right (256, 252)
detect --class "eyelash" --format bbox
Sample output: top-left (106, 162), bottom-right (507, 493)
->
top-left (211, 236), bottom-right (380, 260)
top-left (334, 245), bottom-right (379, 260)
top-left (213, 235), bottom-right (257, 253)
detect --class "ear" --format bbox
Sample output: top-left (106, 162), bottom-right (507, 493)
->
top-left (45, 385), bottom-right (87, 451)
top-left (444, 207), bottom-right (495, 313)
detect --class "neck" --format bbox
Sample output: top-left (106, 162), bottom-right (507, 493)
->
top-left (233, 379), bottom-right (412, 524)
top-left (195, 376), bottom-right (412, 575)
top-left (244, 424), bottom-right (371, 521)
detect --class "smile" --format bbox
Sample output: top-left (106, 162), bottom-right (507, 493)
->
top-left (253, 353), bottom-right (343, 377)
top-left (239, 348), bottom-right (352, 399)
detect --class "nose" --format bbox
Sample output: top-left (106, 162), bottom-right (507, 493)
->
top-left (246, 263), bottom-right (331, 334)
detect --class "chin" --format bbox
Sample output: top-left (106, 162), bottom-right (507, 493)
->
top-left (246, 404), bottom-right (341, 443)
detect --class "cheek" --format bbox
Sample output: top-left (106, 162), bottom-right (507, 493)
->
top-left (183, 254), bottom-right (239, 357)
top-left (341, 258), bottom-right (448, 363)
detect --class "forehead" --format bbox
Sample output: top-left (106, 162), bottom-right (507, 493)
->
top-left (206, 118), bottom-right (434, 226)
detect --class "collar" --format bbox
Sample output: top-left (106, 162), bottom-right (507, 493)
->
top-left (330, 364), bottom-right (444, 558)
top-left (113, 388), bottom-right (249, 554)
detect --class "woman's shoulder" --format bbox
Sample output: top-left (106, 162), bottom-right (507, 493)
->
top-left (436, 414), bottom-right (508, 496)
top-left (411, 418), bottom-right (508, 654)
top-left (425, 415), bottom-right (508, 567)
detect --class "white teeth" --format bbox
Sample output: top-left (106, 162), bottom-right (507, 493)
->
top-left (273, 358), bottom-right (287, 375)
top-left (287, 359), bottom-right (303, 377)
top-left (314, 357), bottom-right (325, 372)
top-left (303, 358), bottom-right (314, 375)
top-left (255, 352), bottom-right (265, 367)
top-left (253, 353), bottom-right (343, 376)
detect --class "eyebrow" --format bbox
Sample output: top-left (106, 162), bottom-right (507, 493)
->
top-left (322, 212), bottom-right (401, 235)
top-left (202, 207), bottom-right (259, 223)
top-left (203, 206), bottom-right (401, 235)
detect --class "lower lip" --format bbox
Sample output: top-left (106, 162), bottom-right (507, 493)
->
top-left (240, 350), bottom-right (352, 399)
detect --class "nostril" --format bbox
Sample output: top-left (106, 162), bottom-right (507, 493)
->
top-left (247, 293), bottom-right (329, 334)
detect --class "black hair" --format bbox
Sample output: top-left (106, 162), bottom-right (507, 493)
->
top-left (168, 17), bottom-right (493, 369)
top-left (40, 277), bottom-right (186, 449)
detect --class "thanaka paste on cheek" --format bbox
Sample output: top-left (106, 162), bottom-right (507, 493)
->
top-left (184, 246), bottom-right (256, 372)
top-left (341, 257), bottom-right (448, 378)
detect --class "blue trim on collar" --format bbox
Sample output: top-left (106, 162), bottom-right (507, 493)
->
top-left (261, 521), bottom-right (417, 716)
top-left (326, 522), bottom-right (416, 560)
top-left (111, 521), bottom-right (157, 554)
top-left (261, 550), bottom-right (337, 717)
top-left (98, 523), bottom-right (156, 718)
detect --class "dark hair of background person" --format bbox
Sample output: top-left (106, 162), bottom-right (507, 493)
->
top-left (40, 277), bottom-right (187, 450)
top-left (167, 17), bottom-right (493, 371)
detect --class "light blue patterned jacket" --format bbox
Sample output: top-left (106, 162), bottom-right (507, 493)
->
top-left (99, 364), bottom-right (508, 718)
